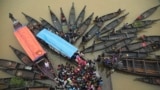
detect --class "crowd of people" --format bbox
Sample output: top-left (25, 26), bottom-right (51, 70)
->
top-left (54, 60), bottom-right (103, 90)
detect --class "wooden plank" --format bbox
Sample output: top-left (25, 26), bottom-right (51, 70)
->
top-left (157, 62), bottom-right (160, 74)
top-left (132, 59), bottom-right (135, 72)
top-left (143, 60), bottom-right (146, 74)
top-left (126, 59), bottom-right (129, 70)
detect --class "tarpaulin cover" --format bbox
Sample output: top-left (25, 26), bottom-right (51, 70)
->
top-left (14, 26), bottom-right (46, 61)
top-left (36, 29), bottom-right (78, 58)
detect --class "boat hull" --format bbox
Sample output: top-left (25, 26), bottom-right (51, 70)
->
top-left (103, 58), bottom-right (160, 77)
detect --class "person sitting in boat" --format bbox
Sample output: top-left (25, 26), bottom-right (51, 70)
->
top-left (103, 56), bottom-right (112, 66)
top-left (95, 55), bottom-right (101, 62)
top-left (44, 60), bottom-right (50, 70)
top-left (123, 23), bottom-right (129, 29)
top-left (93, 16), bottom-right (99, 23)
top-left (137, 15), bottom-right (142, 20)
top-left (117, 8), bottom-right (122, 14)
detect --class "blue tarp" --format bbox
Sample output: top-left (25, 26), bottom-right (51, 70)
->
top-left (36, 29), bottom-right (78, 58)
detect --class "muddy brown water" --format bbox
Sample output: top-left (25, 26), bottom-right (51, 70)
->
top-left (0, 0), bottom-right (160, 90)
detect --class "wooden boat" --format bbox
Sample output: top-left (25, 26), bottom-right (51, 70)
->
top-left (9, 13), bottom-right (56, 81)
top-left (99, 33), bottom-right (136, 41)
top-left (122, 19), bottom-right (160, 29)
top-left (35, 56), bottom-right (56, 81)
top-left (138, 35), bottom-right (160, 42)
top-left (21, 12), bottom-right (41, 26)
top-left (81, 9), bottom-right (125, 43)
top-left (0, 59), bottom-right (33, 71)
top-left (40, 18), bottom-right (59, 34)
top-left (75, 5), bottom-right (86, 28)
top-left (73, 13), bottom-right (94, 43)
top-left (48, 6), bottom-right (62, 32)
top-left (103, 58), bottom-right (160, 77)
top-left (105, 51), bottom-right (148, 58)
top-left (2, 86), bottom-right (54, 90)
top-left (0, 77), bottom-right (52, 89)
top-left (81, 18), bottom-right (103, 43)
top-left (0, 84), bottom-right (8, 90)
top-left (134, 41), bottom-right (160, 53)
top-left (116, 27), bottom-right (149, 34)
top-left (118, 41), bottom-right (153, 52)
top-left (60, 7), bottom-right (69, 33)
top-left (68, 2), bottom-right (76, 31)
top-left (22, 12), bottom-right (43, 35)
top-left (99, 13), bottom-right (129, 35)
top-left (82, 39), bottom-right (121, 53)
top-left (134, 4), bottom-right (160, 21)
top-left (135, 77), bottom-right (160, 85)
top-left (94, 9), bottom-right (125, 23)
top-left (25, 86), bottom-right (55, 90)
top-left (1, 69), bottom-right (48, 80)
top-left (105, 37), bottom-right (135, 52)
top-left (9, 45), bottom-right (33, 66)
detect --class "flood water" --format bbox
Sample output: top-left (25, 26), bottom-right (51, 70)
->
top-left (0, 0), bottom-right (160, 90)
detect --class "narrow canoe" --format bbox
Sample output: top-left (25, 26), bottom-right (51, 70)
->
top-left (73, 13), bottom-right (94, 43)
top-left (40, 17), bottom-right (59, 34)
top-left (135, 41), bottom-right (160, 53)
top-left (116, 27), bottom-right (149, 34)
top-left (25, 86), bottom-right (55, 90)
top-left (105, 51), bottom-right (148, 58)
top-left (48, 6), bottom-right (62, 32)
top-left (0, 77), bottom-right (52, 89)
top-left (134, 4), bottom-right (160, 21)
top-left (9, 45), bottom-right (33, 66)
top-left (0, 59), bottom-right (32, 71)
top-left (22, 12), bottom-right (43, 35)
top-left (35, 56), bottom-right (56, 81)
top-left (135, 77), bottom-right (160, 85)
top-left (82, 39), bottom-right (121, 53)
top-left (105, 37), bottom-right (135, 52)
top-left (138, 35), bottom-right (160, 42)
top-left (103, 58), bottom-right (160, 77)
top-left (21, 12), bottom-right (41, 26)
top-left (94, 9), bottom-right (125, 23)
top-left (122, 19), bottom-right (160, 29)
top-left (68, 2), bottom-right (76, 31)
top-left (75, 5), bottom-right (86, 28)
top-left (100, 13), bottom-right (129, 35)
top-left (60, 7), bottom-right (69, 33)
top-left (99, 33), bottom-right (136, 41)
top-left (1, 69), bottom-right (48, 80)
top-left (119, 41), bottom-right (153, 52)
top-left (81, 19), bottom-right (104, 43)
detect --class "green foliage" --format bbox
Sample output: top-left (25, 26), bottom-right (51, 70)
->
top-left (10, 77), bottom-right (25, 87)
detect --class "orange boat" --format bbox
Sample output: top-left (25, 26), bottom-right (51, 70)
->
top-left (9, 13), bottom-right (56, 80)
top-left (9, 13), bottom-right (46, 61)
top-left (14, 26), bottom-right (46, 61)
